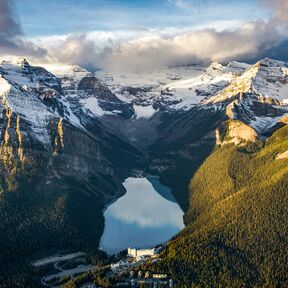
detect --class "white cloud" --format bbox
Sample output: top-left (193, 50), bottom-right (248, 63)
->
top-left (3, 0), bottom-right (288, 70)
top-left (32, 20), bottom-right (283, 71)
top-left (261, 0), bottom-right (288, 27)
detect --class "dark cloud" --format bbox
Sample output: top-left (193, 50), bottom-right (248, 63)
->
top-left (0, 0), bottom-right (21, 37)
top-left (256, 39), bottom-right (288, 62)
top-left (0, 0), bottom-right (46, 57)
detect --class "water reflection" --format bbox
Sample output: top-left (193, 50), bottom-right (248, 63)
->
top-left (100, 177), bottom-right (184, 254)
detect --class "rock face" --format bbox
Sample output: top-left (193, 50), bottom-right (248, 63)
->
top-left (203, 59), bottom-right (288, 133)
top-left (44, 64), bottom-right (135, 120)
top-left (0, 59), bottom-right (144, 270)
top-left (216, 120), bottom-right (258, 146)
top-left (276, 150), bottom-right (288, 159)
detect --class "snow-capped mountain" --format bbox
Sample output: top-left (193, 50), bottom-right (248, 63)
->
top-left (1, 57), bottom-right (288, 287)
top-left (1, 57), bottom-right (287, 148)
top-left (95, 61), bottom-right (249, 113)
top-left (95, 58), bottom-right (288, 135)
top-left (95, 65), bottom-right (206, 116)
top-left (44, 64), bottom-right (135, 120)
top-left (0, 57), bottom-right (143, 197)
top-left (0, 58), bottom-right (64, 144)
top-left (203, 58), bottom-right (288, 133)
top-left (162, 61), bottom-right (250, 109)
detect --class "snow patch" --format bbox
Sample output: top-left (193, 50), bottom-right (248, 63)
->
top-left (249, 115), bottom-right (288, 133)
top-left (81, 97), bottom-right (105, 117)
top-left (134, 105), bottom-right (157, 119)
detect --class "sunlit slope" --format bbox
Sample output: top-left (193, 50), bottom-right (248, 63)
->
top-left (157, 124), bottom-right (288, 287)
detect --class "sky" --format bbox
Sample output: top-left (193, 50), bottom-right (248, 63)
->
top-left (1, 0), bottom-right (288, 70)
top-left (14, 0), bottom-right (267, 36)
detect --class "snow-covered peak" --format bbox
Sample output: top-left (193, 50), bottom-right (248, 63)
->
top-left (162, 61), bottom-right (247, 109)
top-left (44, 63), bottom-right (135, 119)
top-left (43, 64), bottom-right (91, 80)
top-left (203, 58), bottom-right (288, 105)
top-left (1, 57), bottom-right (31, 73)
top-left (207, 62), bottom-right (224, 71)
top-left (0, 58), bottom-right (61, 92)
top-left (227, 61), bottom-right (251, 72)
top-left (15, 57), bottom-right (30, 68)
top-left (200, 58), bottom-right (288, 135)
top-left (257, 58), bottom-right (286, 68)
top-left (0, 59), bottom-right (68, 144)
top-left (252, 58), bottom-right (288, 102)
top-left (203, 63), bottom-right (259, 104)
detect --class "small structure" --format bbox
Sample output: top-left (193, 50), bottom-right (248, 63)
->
top-left (130, 279), bottom-right (136, 288)
top-left (153, 273), bottom-right (168, 279)
top-left (81, 284), bottom-right (96, 288)
top-left (145, 271), bottom-right (152, 278)
top-left (116, 283), bottom-right (129, 287)
top-left (111, 260), bottom-right (129, 272)
top-left (128, 247), bottom-right (156, 258)
top-left (81, 283), bottom-right (97, 288)
top-left (138, 270), bottom-right (143, 279)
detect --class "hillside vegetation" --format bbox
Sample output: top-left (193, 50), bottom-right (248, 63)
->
top-left (154, 124), bottom-right (288, 287)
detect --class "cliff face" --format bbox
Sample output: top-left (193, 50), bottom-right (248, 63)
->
top-left (0, 59), bottom-right (144, 270)
top-left (216, 120), bottom-right (258, 146)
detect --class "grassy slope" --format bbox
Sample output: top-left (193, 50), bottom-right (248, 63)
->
top-left (155, 125), bottom-right (288, 287)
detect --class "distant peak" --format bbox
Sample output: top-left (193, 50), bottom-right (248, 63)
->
top-left (227, 61), bottom-right (250, 70)
top-left (72, 65), bottom-right (89, 73)
top-left (209, 62), bottom-right (223, 71)
top-left (1, 57), bottom-right (31, 71)
top-left (41, 63), bottom-right (90, 77)
top-left (256, 58), bottom-right (285, 68)
top-left (16, 57), bottom-right (30, 68)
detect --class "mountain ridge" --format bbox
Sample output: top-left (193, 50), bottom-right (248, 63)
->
top-left (1, 56), bottom-right (288, 287)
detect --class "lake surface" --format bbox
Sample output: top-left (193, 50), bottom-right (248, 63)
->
top-left (100, 176), bottom-right (185, 254)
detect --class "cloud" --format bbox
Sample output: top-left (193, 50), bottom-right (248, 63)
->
top-left (261, 0), bottom-right (288, 27)
top-left (43, 34), bottom-right (105, 71)
top-left (0, 0), bottom-right (21, 37)
top-left (2, 0), bottom-right (288, 70)
top-left (106, 21), bottom-right (281, 68)
top-left (0, 0), bottom-right (46, 57)
top-left (37, 20), bottom-right (283, 71)
top-left (34, 0), bottom-right (288, 71)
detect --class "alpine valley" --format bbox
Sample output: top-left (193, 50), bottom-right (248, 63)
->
top-left (1, 57), bottom-right (288, 287)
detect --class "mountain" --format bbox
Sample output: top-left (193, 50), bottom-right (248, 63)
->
top-left (203, 58), bottom-right (288, 133)
top-left (151, 123), bottom-right (288, 287)
top-left (132, 60), bottom-right (288, 287)
top-left (0, 58), bottom-right (144, 287)
top-left (0, 57), bottom-right (288, 287)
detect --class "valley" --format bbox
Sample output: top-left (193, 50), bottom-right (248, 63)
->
top-left (0, 57), bottom-right (288, 287)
